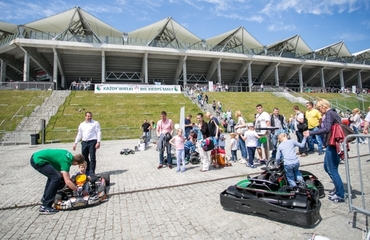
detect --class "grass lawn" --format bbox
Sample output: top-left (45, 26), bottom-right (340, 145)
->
top-left (0, 90), bottom-right (51, 132)
top-left (46, 91), bottom-right (202, 142)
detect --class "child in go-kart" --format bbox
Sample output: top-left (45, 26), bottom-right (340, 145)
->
top-left (72, 161), bottom-right (91, 196)
top-left (275, 132), bottom-right (308, 189)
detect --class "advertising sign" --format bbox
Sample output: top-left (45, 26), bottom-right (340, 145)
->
top-left (94, 84), bottom-right (182, 94)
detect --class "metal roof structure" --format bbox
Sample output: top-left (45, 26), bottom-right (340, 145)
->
top-left (0, 6), bottom-right (370, 91)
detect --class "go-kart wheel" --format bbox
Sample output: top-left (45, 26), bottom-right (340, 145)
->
top-left (101, 173), bottom-right (110, 186)
top-left (266, 159), bottom-right (279, 171)
top-left (124, 151), bottom-right (129, 155)
top-left (130, 150), bottom-right (135, 154)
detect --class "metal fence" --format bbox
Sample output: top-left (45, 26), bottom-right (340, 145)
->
top-left (344, 134), bottom-right (370, 240)
top-left (0, 81), bottom-right (54, 90)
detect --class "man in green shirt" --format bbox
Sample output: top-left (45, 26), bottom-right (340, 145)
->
top-left (30, 149), bottom-right (85, 214)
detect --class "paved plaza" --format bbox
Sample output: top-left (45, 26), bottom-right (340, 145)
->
top-left (0, 137), bottom-right (369, 240)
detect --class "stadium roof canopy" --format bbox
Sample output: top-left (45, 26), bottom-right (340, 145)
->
top-left (314, 41), bottom-right (352, 62)
top-left (128, 17), bottom-right (203, 49)
top-left (1, 6), bottom-right (370, 91)
top-left (206, 26), bottom-right (264, 55)
top-left (266, 35), bottom-right (312, 59)
top-left (23, 7), bottom-right (122, 43)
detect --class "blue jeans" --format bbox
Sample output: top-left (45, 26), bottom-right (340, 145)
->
top-left (247, 147), bottom-right (256, 166)
top-left (159, 141), bottom-right (172, 165)
top-left (308, 127), bottom-right (323, 152)
top-left (284, 162), bottom-right (303, 187)
top-left (296, 131), bottom-right (307, 154)
top-left (81, 140), bottom-right (97, 174)
top-left (176, 149), bottom-right (185, 171)
top-left (324, 146), bottom-right (344, 198)
top-left (238, 137), bottom-right (247, 159)
top-left (231, 150), bottom-right (238, 161)
top-left (352, 126), bottom-right (365, 143)
top-left (270, 132), bottom-right (278, 159)
top-left (30, 156), bottom-right (61, 207)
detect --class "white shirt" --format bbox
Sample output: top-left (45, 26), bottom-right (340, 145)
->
top-left (365, 112), bottom-right (370, 123)
top-left (230, 138), bottom-right (238, 150)
top-left (255, 111), bottom-right (270, 135)
top-left (74, 119), bottom-right (102, 143)
top-left (244, 130), bottom-right (259, 147)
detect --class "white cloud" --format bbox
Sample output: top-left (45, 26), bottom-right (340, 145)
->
top-left (261, 0), bottom-right (364, 17)
top-left (267, 24), bottom-right (296, 32)
top-left (338, 33), bottom-right (369, 42)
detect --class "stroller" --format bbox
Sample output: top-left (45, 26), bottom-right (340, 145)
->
top-left (185, 139), bottom-right (200, 164)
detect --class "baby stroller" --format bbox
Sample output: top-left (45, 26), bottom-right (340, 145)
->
top-left (185, 139), bottom-right (200, 164)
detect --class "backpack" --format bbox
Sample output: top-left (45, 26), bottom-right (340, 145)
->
top-left (201, 137), bottom-right (215, 151)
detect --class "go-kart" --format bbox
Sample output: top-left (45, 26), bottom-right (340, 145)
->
top-left (54, 173), bottom-right (110, 210)
top-left (220, 160), bottom-right (324, 227)
top-left (120, 148), bottom-right (135, 155)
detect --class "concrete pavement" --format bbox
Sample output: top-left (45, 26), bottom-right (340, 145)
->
top-left (0, 137), bottom-right (369, 239)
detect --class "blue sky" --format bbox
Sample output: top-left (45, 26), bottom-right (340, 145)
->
top-left (1, 0), bottom-right (369, 54)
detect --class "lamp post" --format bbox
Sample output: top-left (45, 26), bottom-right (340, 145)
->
top-left (123, 32), bottom-right (128, 45)
top-left (201, 39), bottom-right (206, 50)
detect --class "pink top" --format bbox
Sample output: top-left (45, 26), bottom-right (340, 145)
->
top-left (172, 135), bottom-right (185, 150)
top-left (157, 118), bottom-right (173, 135)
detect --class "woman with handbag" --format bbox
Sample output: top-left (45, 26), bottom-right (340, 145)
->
top-left (304, 99), bottom-right (345, 203)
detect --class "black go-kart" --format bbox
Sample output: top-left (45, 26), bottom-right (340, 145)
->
top-left (220, 160), bottom-right (324, 227)
top-left (54, 173), bottom-right (110, 210)
top-left (120, 148), bottom-right (135, 155)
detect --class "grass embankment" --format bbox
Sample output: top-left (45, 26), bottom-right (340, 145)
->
top-left (206, 92), bottom-right (302, 121)
top-left (46, 91), bottom-right (201, 142)
top-left (0, 90), bottom-right (51, 132)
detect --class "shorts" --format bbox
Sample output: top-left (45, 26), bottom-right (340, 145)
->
top-left (257, 140), bottom-right (267, 148)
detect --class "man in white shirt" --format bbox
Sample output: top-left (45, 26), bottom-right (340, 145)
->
top-left (255, 104), bottom-right (270, 163)
top-left (73, 111), bottom-right (102, 174)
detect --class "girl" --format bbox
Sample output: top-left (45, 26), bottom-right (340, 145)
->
top-left (169, 128), bottom-right (186, 172)
top-left (229, 133), bottom-right (238, 162)
top-left (241, 123), bottom-right (260, 168)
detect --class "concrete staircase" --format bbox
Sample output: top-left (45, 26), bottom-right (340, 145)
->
top-left (1, 90), bottom-right (71, 145)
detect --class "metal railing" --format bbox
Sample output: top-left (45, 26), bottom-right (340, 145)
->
top-left (344, 134), bottom-right (370, 217)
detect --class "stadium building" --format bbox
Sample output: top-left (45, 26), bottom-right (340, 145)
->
top-left (0, 6), bottom-right (369, 92)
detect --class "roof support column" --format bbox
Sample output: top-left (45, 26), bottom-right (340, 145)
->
top-left (101, 51), bottom-right (106, 83)
top-left (298, 67), bottom-right (303, 93)
top-left (357, 72), bottom-right (362, 89)
top-left (248, 63), bottom-right (252, 93)
top-left (320, 68), bottom-right (325, 88)
top-left (0, 60), bottom-right (6, 82)
top-left (53, 49), bottom-right (58, 90)
top-left (339, 70), bottom-right (344, 90)
top-left (141, 53), bottom-right (148, 84)
top-left (275, 65), bottom-right (279, 86)
top-left (174, 56), bottom-right (187, 86)
top-left (23, 52), bottom-right (29, 82)
top-left (182, 59), bottom-right (187, 88)
top-left (217, 61), bottom-right (221, 85)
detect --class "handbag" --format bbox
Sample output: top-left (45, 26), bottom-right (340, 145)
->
top-left (327, 123), bottom-right (356, 146)
top-left (327, 109), bottom-right (356, 147)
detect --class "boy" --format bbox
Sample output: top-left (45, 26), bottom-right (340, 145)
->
top-left (73, 161), bottom-right (92, 195)
top-left (275, 132), bottom-right (308, 188)
top-left (241, 123), bottom-right (260, 168)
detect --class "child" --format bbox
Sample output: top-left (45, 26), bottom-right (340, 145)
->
top-left (241, 123), bottom-right (260, 168)
top-left (73, 161), bottom-right (91, 196)
top-left (184, 131), bottom-right (197, 161)
top-left (169, 128), bottom-right (186, 172)
top-left (275, 132), bottom-right (307, 188)
top-left (218, 134), bottom-right (226, 150)
top-left (229, 133), bottom-right (238, 162)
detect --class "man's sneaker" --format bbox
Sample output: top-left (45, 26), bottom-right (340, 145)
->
top-left (318, 151), bottom-right (324, 155)
top-left (246, 163), bottom-right (256, 168)
top-left (238, 159), bottom-right (247, 164)
top-left (39, 206), bottom-right (58, 215)
top-left (328, 194), bottom-right (345, 203)
top-left (328, 191), bottom-right (336, 197)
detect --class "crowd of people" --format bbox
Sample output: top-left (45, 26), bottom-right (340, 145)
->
top-left (30, 94), bottom-right (370, 214)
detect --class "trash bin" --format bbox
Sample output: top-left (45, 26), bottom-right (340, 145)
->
top-left (30, 133), bottom-right (39, 145)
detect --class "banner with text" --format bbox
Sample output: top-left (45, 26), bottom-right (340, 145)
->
top-left (94, 84), bottom-right (182, 94)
